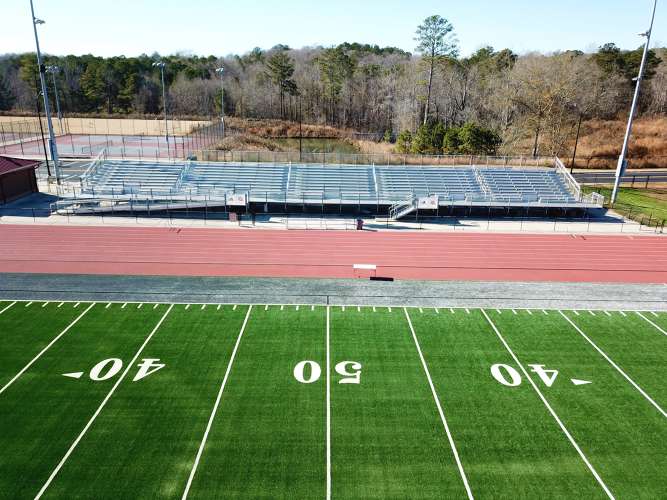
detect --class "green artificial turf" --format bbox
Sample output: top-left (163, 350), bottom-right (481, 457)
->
top-left (0, 302), bottom-right (665, 499)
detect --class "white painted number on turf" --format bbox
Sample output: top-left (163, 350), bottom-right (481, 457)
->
top-left (334, 361), bottom-right (362, 384)
top-left (490, 364), bottom-right (522, 387)
top-left (294, 360), bottom-right (363, 384)
top-left (133, 358), bottom-right (166, 382)
top-left (293, 360), bottom-right (322, 384)
top-left (528, 364), bottom-right (559, 388)
top-left (89, 358), bottom-right (123, 381)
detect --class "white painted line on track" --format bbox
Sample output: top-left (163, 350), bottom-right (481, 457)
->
top-left (181, 305), bottom-right (253, 500)
top-left (0, 303), bottom-right (96, 397)
top-left (372, 306), bottom-right (376, 312)
top-left (36, 304), bottom-right (174, 499)
top-left (588, 310), bottom-right (595, 316)
top-left (636, 312), bottom-right (667, 337)
top-left (0, 302), bottom-right (16, 315)
top-left (404, 308), bottom-right (473, 499)
top-left (326, 306), bottom-right (332, 500)
top-left (482, 310), bottom-right (615, 499)
top-left (560, 311), bottom-right (666, 418)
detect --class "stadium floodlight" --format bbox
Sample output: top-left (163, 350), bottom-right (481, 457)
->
top-left (611, 0), bottom-right (658, 205)
top-left (45, 65), bottom-right (63, 124)
top-left (29, 0), bottom-right (60, 183)
top-left (215, 67), bottom-right (225, 138)
top-left (153, 61), bottom-right (170, 159)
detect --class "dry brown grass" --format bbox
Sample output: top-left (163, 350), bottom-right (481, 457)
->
top-left (352, 139), bottom-right (396, 155)
top-left (226, 117), bottom-right (354, 138)
top-left (213, 133), bottom-right (287, 152)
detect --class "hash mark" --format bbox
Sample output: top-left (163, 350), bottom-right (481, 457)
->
top-left (589, 310), bottom-right (596, 316)
top-left (388, 307), bottom-right (391, 312)
top-left (153, 304), bottom-right (159, 310)
top-left (620, 311), bottom-right (627, 317)
top-left (450, 308), bottom-right (455, 314)
top-left (434, 308), bottom-right (439, 314)
top-left (42, 302), bottom-right (49, 308)
top-left (281, 305), bottom-right (285, 311)
top-left (25, 302), bottom-right (33, 307)
top-left (357, 306), bottom-right (361, 312)
top-left (233, 305), bottom-right (238, 311)
top-left (201, 304), bottom-right (206, 310)
top-left (604, 311), bottom-right (611, 316)
top-left (121, 303), bottom-right (127, 309)
top-left (296, 305), bottom-right (300, 311)
top-left (185, 304), bottom-right (190, 310)
top-left (138, 303), bottom-right (143, 309)
top-left (58, 302), bottom-right (64, 308)
top-left (73, 303), bottom-right (80, 308)
top-left (651, 312), bottom-right (659, 317)
top-left (511, 309), bottom-right (517, 315)
top-left (526, 309), bottom-right (533, 315)
top-left (419, 308), bottom-right (423, 313)
top-left (106, 303), bottom-right (111, 309)
top-left (573, 310), bottom-right (580, 316)
top-left (465, 308), bottom-right (470, 314)
top-left (543, 310), bottom-right (549, 315)
top-left (265, 305), bottom-right (269, 310)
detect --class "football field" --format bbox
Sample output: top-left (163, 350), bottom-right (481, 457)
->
top-left (0, 300), bottom-right (665, 499)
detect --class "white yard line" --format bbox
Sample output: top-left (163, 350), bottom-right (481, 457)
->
top-left (403, 308), bottom-right (473, 499)
top-left (560, 311), bottom-right (666, 418)
top-left (635, 312), bottom-right (667, 338)
top-left (0, 301), bottom-right (16, 315)
top-left (0, 303), bottom-right (96, 397)
top-left (326, 306), bottom-right (332, 500)
top-left (35, 304), bottom-right (174, 499)
top-left (481, 310), bottom-right (615, 499)
top-left (181, 305), bottom-right (253, 500)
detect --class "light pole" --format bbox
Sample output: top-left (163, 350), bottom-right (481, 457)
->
top-left (45, 65), bottom-right (63, 127)
top-left (215, 67), bottom-right (225, 139)
top-left (153, 61), bottom-right (170, 159)
top-left (611, 0), bottom-right (658, 204)
top-left (29, 0), bottom-right (60, 183)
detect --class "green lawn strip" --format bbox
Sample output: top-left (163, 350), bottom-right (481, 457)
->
top-left (563, 311), bottom-right (667, 408)
top-left (330, 307), bottom-right (468, 499)
top-left (409, 308), bottom-right (606, 499)
top-left (186, 306), bottom-right (327, 499)
top-left (489, 310), bottom-right (666, 499)
top-left (585, 186), bottom-right (667, 222)
top-left (0, 303), bottom-right (169, 499)
top-left (41, 305), bottom-right (249, 499)
top-left (0, 301), bottom-right (84, 387)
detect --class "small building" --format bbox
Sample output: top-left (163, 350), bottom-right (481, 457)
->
top-left (0, 156), bottom-right (40, 205)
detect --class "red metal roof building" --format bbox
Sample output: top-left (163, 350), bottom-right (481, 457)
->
top-left (0, 156), bottom-right (40, 204)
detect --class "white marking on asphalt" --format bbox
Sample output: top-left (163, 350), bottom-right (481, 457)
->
top-left (404, 308), bottom-right (473, 500)
top-left (0, 302), bottom-right (16, 315)
top-left (560, 311), bottom-right (666, 418)
top-left (36, 305), bottom-right (174, 499)
top-left (482, 310), bottom-right (615, 499)
top-left (181, 306), bottom-right (253, 500)
top-left (636, 312), bottom-right (667, 337)
top-left (0, 303), bottom-right (96, 397)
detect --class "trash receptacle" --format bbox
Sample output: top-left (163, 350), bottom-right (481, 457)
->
top-left (356, 219), bottom-right (364, 230)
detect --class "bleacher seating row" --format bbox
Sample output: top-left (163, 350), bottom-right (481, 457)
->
top-left (80, 161), bottom-right (584, 207)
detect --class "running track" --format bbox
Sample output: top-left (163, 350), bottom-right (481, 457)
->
top-left (1, 225), bottom-right (666, 283)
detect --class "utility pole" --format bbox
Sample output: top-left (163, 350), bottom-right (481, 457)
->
top-left (29, 0), bottom-right (60, 183)
top-left (46, 65), bottom-right (63, 127)
top-left (153, 61), bottom-right (170, 159)
top-left (611, 0), bottom-right (658, 204)
top-left (570, 107), bottom-right (583, 174)
top-left (215, 67), bottom-right (225, 139)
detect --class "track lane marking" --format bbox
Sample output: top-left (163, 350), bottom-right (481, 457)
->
top-left (481, 310), bottom-right (615, 499)
top-left (635, 312), bottom-right (667, 337)
top-left (0, 303), bottom-right (96, 397)
top-left (0, 301), bottom-right (16, 315)
top-left (35, 304), bottom-right (174, 499)
top-left (404, 308), bottom-right (474, 499)
top-left (560, 311), bottom-right (666, 418)
top-left (182, 305), bottom-right (253, 500)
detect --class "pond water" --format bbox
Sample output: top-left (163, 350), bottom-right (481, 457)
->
top-left (272, 138), bottom-right (359, 154)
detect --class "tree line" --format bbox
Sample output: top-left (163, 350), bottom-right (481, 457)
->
top-left (0, 15), bottom-right (665, 156)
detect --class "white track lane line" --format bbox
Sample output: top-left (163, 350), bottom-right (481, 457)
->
top-left (0, 301), bottom-right (16, 315)
top-left (635, 312), bottom-right (667, 337)
top-left (182, 305), bottom-right (253, 500)
top-left (481, 310), bottom-right (615, 499)
top-left (326, 306), bottom-right (332, 500)
top-left (0, 303), bottom-right (96, 397)
top-left (35, 304), bottom-right (174, 499)
top-left (404, 308), bottom-right (474, 499)
top-left (560, 311), bottom-right (666, 418)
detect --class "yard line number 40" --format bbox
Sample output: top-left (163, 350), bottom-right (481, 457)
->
top-left (294, 361), bottom-right (362, 384)
top-left (491, 363), bottom-right (558, 387)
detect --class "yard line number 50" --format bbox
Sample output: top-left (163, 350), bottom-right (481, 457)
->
top-left (293, 361), bottom-right (362, 385)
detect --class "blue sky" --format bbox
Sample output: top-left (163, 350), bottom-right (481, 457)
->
top-left (2, 0), bottom-right (664, 57)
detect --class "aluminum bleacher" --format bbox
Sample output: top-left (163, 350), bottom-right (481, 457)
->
top-left (72, 158), bottom-right (604, 217)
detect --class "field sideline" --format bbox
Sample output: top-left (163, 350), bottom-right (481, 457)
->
top-left (0, 300), bottom-right (665, 499)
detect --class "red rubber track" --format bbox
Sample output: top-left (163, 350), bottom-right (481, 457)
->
top-left (1, 224), bottom-right (666, 283)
